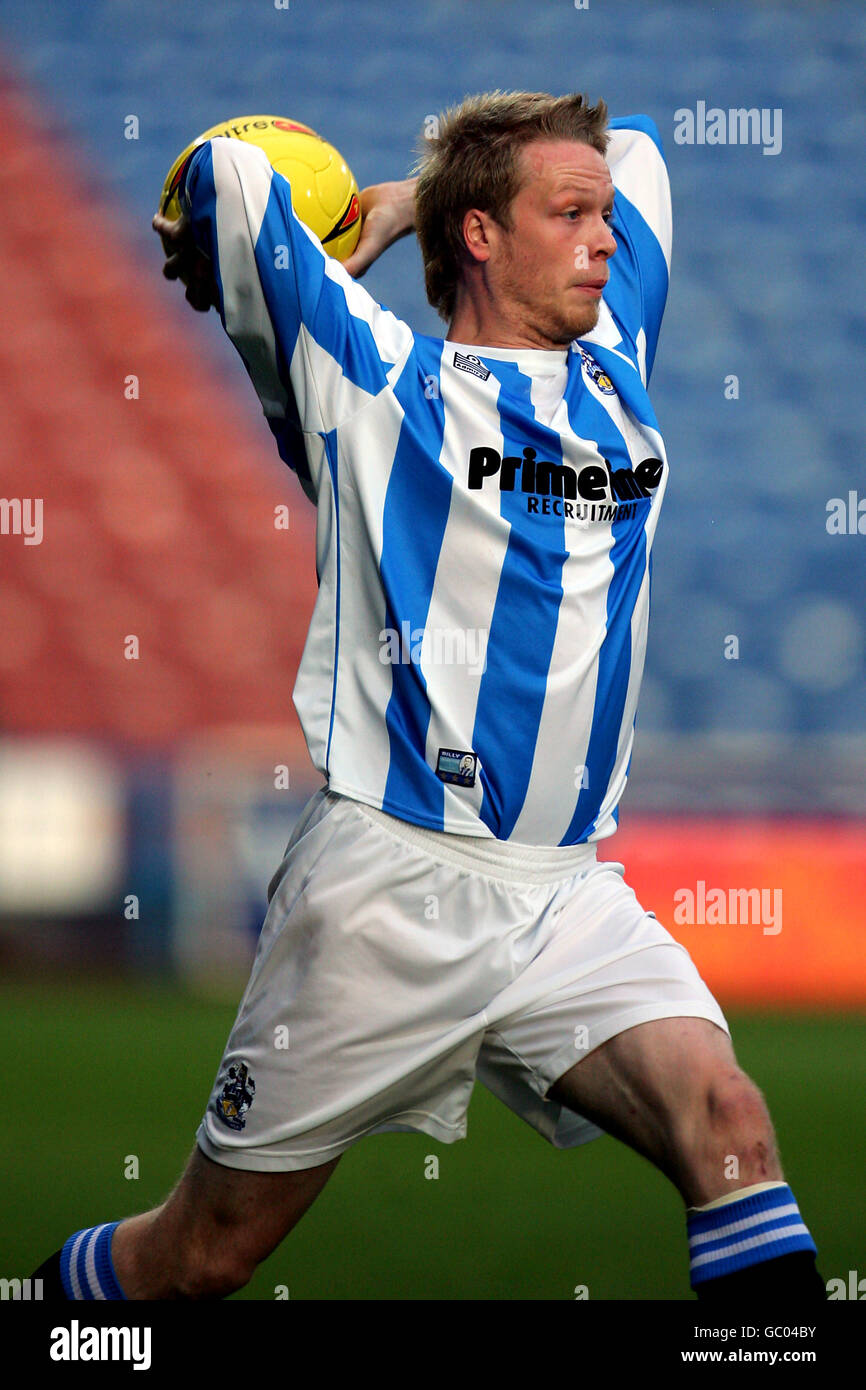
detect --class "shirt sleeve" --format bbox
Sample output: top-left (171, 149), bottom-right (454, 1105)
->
top-left (600, 115), bottom-right (672, 385)
top-left (178, 136), bottom-right (413, 499)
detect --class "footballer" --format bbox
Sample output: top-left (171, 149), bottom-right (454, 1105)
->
top-left (34, 91), bottom-right (825, 1301)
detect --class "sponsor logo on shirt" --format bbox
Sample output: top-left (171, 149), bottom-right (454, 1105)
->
top-left (467, 445), bottom-right (663, 520)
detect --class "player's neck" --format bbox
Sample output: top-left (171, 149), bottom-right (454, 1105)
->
top-left (447, 319), bottom-right (569, 353)
top-left (448, 291), bottom-right (570, 353)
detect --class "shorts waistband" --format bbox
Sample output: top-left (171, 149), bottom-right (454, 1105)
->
top-left (339, 794), bottom-right (597, 885)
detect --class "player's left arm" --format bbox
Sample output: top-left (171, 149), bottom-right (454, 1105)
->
top-left (341, 178), bottom-right (417, 277)
top-left (601, 115), bottom-right (672, 385)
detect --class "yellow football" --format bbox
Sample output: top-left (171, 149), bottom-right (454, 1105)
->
top-left (158, 114), bottom-right (361, 261)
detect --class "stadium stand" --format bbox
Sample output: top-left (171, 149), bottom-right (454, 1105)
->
top-left (0, 52), bottom-right (317, 746)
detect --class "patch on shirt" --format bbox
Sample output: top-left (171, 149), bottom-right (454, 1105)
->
top-left (453, 351), bottom-right (491, 381)
top-left (436, 748), bottom-right (478, 787)
top-left (578, 345), bottom-right (615, 394)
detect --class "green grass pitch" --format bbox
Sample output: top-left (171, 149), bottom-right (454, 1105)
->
top-left (3, 978), bottom-right (863, 1300)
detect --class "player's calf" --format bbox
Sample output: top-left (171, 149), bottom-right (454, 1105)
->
top-left (32, 1145), bottom-right (340, 1300)
top-left (678, 1069), bottom-right (824, 1300)
top-left (110, 1207), bottom-right (254, 1301)
top-left (550, 1018), bottom-right (825, 1299)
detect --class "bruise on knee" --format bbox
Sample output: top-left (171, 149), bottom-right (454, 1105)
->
top-left (701, 1071), bottom-right (780, 1176)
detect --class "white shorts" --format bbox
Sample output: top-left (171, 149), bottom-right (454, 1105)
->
top-left (197, 788), bottom-right (729, 1171)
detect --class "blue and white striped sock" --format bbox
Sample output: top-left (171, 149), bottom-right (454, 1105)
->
top-left (59, 1222), bottom-right (127, 1300)
top-left (687, 1182), bottom-right (817, 1288)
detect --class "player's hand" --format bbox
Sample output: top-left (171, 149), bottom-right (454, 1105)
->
top-left (152, 209), bottom-right (219, 312)
top-left (342, 178), bottom-right (418, 278)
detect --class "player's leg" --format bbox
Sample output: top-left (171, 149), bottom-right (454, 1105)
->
top-left (112, 1144), bottom-right (340, 1299)
top-left (33, 1145), bottom-right (339, 1300)
top-left (547, 1017), bottom-right (824, 1297)
top-left (38, 786), bottom-right (504, 1301)
top-left (477, 852), bottom-right (825, 1299)
top-left (547, 1016), bottom-right (777, 1204)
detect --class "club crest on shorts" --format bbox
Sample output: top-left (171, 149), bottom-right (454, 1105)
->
top-left (436, 747), bottom-right (477, 787)
top-left (215, 1061), bottom-right (256, 1131)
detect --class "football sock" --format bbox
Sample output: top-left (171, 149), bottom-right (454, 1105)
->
top-left (687, 1182), bottom-right (825, 1299)
top-left (38, 1222), bottom-right (128, 1300)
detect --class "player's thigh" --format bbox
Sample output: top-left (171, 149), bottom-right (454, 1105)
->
top-left (548, 1015), bottom-right (740, 1158)
top-left (159, 1143), bottom-right (340, 1265)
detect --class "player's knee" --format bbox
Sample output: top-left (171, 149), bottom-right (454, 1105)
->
top-left (168, 1223), bottom-right (260, 1300)
top-left (698, 1067), bottom-right (778, 1162)
top-left (668, 1065), bottom-right (780, 1202)
top-left (174, 1242), bottom-right (256, 1300)
top-left (707, 1069), bottom-right (768, 1129)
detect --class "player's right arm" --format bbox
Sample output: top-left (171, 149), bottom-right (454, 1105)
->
top-left (153, 137), bottom-right (415, 498)
top-left (153, 173), bottom-right (417, 292)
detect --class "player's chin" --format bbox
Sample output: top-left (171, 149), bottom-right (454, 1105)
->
top-left (547, 298), bottom-right (599, 344)
top-left (567, 301), bottom-right (602, 339)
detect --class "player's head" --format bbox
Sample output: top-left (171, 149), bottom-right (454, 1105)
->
top-left (414, 91), bottom-right (615, 347)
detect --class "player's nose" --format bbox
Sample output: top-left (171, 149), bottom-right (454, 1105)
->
top-left (595, 216), bottom-right (617, 258)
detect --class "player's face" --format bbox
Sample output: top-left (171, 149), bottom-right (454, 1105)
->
top-left (492, 139), bottom-right (616, 347)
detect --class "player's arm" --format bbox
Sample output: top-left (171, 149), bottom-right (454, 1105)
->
top-left (600, 115), bottom-right (672, 385)
top-left (151, 176), bottom-right (417, 293)
top-left (341, 177), bottom-right (417, 277)
top-left (153, 208), bottom-right (219, 310)
top-left (152, 138), bottom-right (415, 492)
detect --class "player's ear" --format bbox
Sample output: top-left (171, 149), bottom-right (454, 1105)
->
top-left (461, 208), bottom-right (493, 264)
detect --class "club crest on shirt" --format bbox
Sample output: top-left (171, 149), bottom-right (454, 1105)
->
top-left (215, 1061), bottom-right (256, 1131)
top-left (578, 345), bottom-right (615, 394)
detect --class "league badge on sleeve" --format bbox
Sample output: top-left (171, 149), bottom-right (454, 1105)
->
top-left (215, 1061), bottom-right (256, 1131)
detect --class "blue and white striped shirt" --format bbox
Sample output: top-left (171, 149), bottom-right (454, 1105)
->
top-left (181, 115), bottom-right (672, 845)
